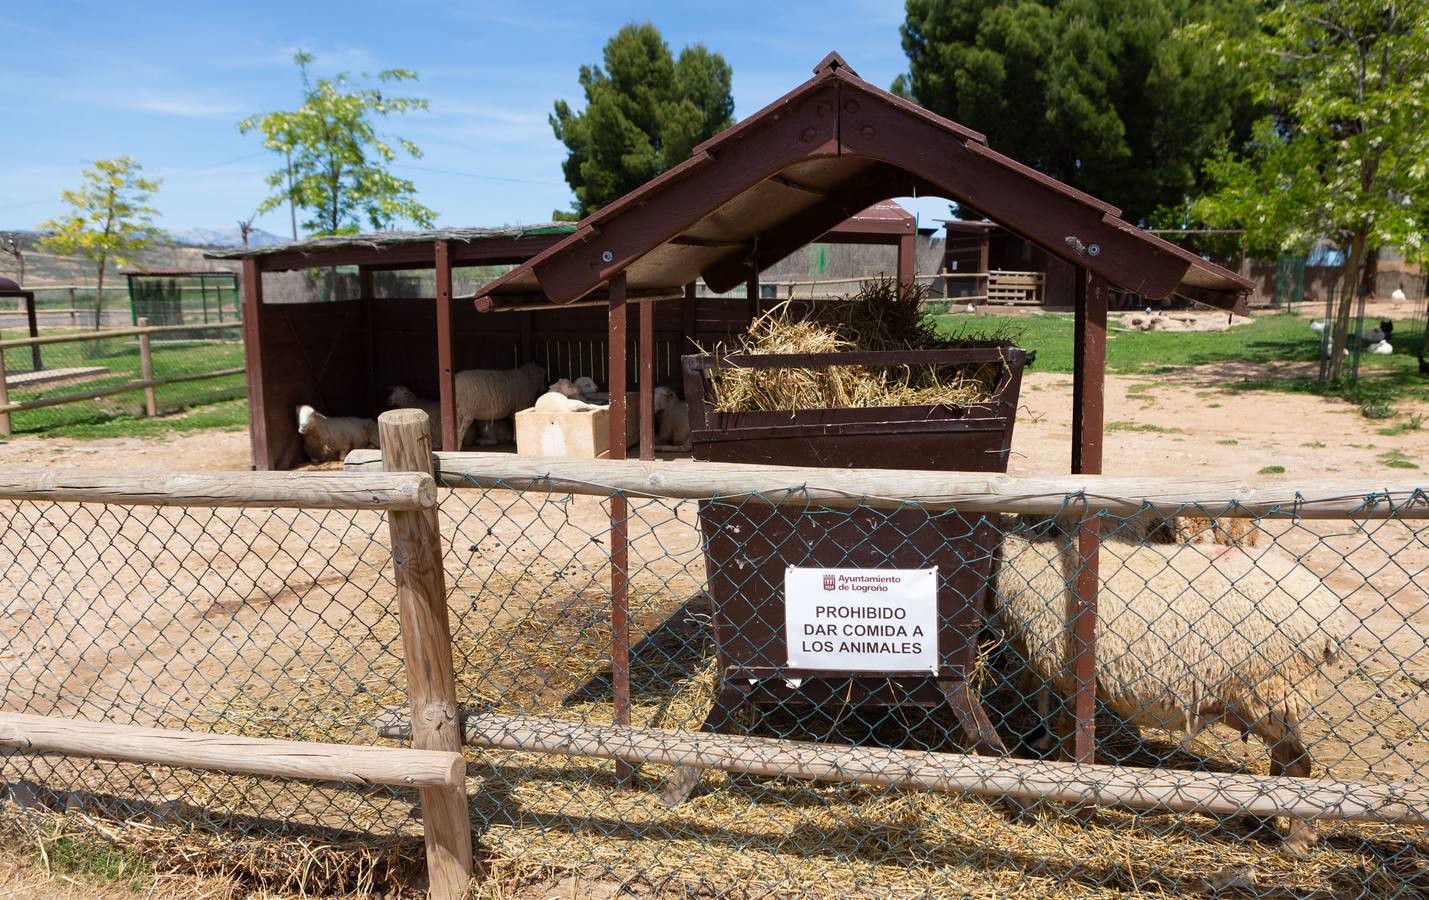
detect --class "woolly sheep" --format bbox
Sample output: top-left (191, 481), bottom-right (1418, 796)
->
top-left (993, 519), bottom-right (1351, 854)
top-left (534, 391), bottom-right (603, 413)
top-left (573, 376), bottom-right (605, 401)
top-left (546, 378), bottom-right (585, 399)
top-left (296, 404), bottom-right (380, 463)
top-left (653, 385), bottom-right (690, 449)
top-left (386, 385), bottom-right (443, 450)
top-left (454, 363), bottom-right (545, 449)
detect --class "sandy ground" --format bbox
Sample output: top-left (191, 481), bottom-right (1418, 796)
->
top-left (1, 372), bottom-right (1426, 898)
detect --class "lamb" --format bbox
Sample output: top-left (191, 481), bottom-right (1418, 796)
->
top-left (993, 518), bottom-right (1352, 855)
top-left (653, 385), bottom-right (691, 450)
top-left (573, 376), bottom-right (606, 402)
top-left (546, 378), bottom-right (586, 399)
top-left (534, 390), bottom-right (603, 413)
top-left (386, 385), bottom-right (443, 450)
top-left (454, 363), bottom-right (545, 449)
top-left (296, 404), bottom-right (380, 463)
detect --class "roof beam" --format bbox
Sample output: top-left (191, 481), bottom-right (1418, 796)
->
top-left (670, 236), bottom-right (749, 249)
top-left (769, 174), bottom-right (826, 197)
top-left (528, 82), bottom-right (842, 305)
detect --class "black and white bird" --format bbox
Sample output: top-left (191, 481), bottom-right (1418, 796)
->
top-left (1358, 319), bottom-right (1394, 345)
top-left (1310, 319), bottom-right (1326, 334)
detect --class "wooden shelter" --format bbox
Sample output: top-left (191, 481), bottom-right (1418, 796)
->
top-left (212, 204), bottom-right (918, 470)
top-left (474, 52), bottom-right (1255, 766)
top-left (0, 277), bottom-right (39, 371)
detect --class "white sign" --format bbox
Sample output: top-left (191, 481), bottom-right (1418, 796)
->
top-left (784, 567), bottom-right (938, 674)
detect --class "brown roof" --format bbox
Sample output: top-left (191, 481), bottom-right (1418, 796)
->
top-left (474, 52), bottom-right (1253, 314)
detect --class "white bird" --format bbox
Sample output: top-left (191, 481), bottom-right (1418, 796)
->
top-left (1309, 320), bottom-right (1326, 334)
top-left (964, 302), bottom-right (977, 313)
top-left (1392, 288), bottom-right (1407, 302)
top-left (1369, 339), bottom-right (1393, 355)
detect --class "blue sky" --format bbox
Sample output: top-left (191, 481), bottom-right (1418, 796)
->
top-left (2, 0), bottom-right (953, 237)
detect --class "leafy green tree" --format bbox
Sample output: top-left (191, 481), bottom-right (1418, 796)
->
top-left (894, 0), bottom-right (1258, 223)
top-left (1193, 1), bottom-right (1429, 378)
top-left (38, 157), bottom-right (163, 329)
top-left (240, 52), bottom-right (435, 236)
top-left (551, 23), bottom-right (734, 217)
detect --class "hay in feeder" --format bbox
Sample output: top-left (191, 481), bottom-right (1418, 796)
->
top-left (708, 277), bottom-right (1015, 413)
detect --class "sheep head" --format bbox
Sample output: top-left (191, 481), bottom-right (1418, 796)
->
top-left (548, 378), bottom-right (582, 398)
top-left (296, 404), bottom-right (320, 434)
top-left (387, 385), bottom-right (417, 407)
top-left (653, 385), bottom-right (677, 414)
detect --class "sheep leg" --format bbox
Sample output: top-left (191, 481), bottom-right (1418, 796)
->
top-left (660, 682), bottom-right (752, 808)
top-left (1256, 714), bottom-right (1318, 856)
top-left (938, 680), bottom-right (1036, 818)
top-left (456, 416), bottom-right (475, 451)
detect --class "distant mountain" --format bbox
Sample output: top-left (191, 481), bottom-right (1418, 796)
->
top-left (172, 226), bottom-right (287, 249)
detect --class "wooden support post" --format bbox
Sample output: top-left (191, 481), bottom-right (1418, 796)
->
top-left (358, 266), bottom-right (377, 418)
top-left (746, 268), bottom-right (761, 321)
top-left (24, 294), bottom-right (39, 371)
top-left (1070, 270), bottom-right (1108, 764)
top-left (639, 295), bottom-right (654, 460)
top-left (137, 317), bottom-right (157, 417)
top-left (519, 311), bottom-right (533, 365)
top-left (379, 410), bottom-right (471, 899)
top-left (67, 287), bottom-right (77, 328)
top-left (434, 241), bottom-right (459, 452)
top-left (0, 347), bottom-right (10, 437)
top-left (681, 281), bottom-right (697, 354)
top-left (240, 259), bottom-right (272, 470)
top-left (897, 232), bottom-right (916, 301)
top-left (606, 273), bottom-right (634, 788)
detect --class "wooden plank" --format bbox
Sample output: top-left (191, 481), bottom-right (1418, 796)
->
top-left (0, 469), bottom-right (434, 510)
top-left (0, 368), bottom-right (246, 415)
top-left (344, 451), bottom-right (1429, 519)
top-left (241, 258), bottom-right (270, 470)
top-left (639, 291), bottom-right (654, 460)
top-left (606, 272), bottom-right (634, 788)
top-left (0, 712), bottom-right (463, 788)
top-left (136, 317), bottom-right (157, 417)
top-left (451, 712), bottom-right (1429, 826)
top-left (0, 320), bottom-right (239, 351)
top-left (358, 266), bottom-right (377, 418)
top-left (378, 409), bottom-right (472, 900)
top-left (1073, 272), bottom-right (1108, 475)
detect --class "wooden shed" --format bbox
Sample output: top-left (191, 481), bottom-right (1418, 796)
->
top-left (212, 204), bottom-right (918, 470)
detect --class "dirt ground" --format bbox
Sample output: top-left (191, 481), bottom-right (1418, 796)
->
top-left (1, 369), bottom-right (1426, 898)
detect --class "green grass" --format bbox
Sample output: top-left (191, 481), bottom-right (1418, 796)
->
top-left (1, 329), bottom-right (245, 436)
top-left (932, 310), bottom-right (1429, 412)
top-left (1377, 413), bottom-right (1425, 437)
top-left (40, 398), bottom-right (250, 440)
top-left (1378, 450), bottom-right (1420, 470)
top-left (1105, 421), bottom-right (1182, 433)
top-left (36, 833), bottom-right (149, 886)
top-left (1258, 465), bottom-right (1286, 475)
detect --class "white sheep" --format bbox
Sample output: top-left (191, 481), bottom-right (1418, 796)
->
top-left (296, 404), bottom-right (380, 463)
top-left (454, 363), bottom-right (545, 449)
top-left (546, 378), bottom-right (585, 399)
top-left (534, 391), bottom-right (603, 413)
top-left (573, 376), bottom-right (605, 402)
top-left (386, 385), bottom-right (443, 450)
top-left (653, 385), bottom-right (691, 450)
top-left (993, 519), bottom-right (1352, 855)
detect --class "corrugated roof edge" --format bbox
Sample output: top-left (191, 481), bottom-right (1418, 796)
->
top-left (204, 224), bottom-right (577, 260)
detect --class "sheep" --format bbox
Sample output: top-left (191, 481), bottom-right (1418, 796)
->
top-left (534, 390), bottom-right (603, 413)
top-left (386, 385), bottom-right (443, 450)
top-left (454, 363), bottom-right (545, 449)
top-left (992, 517), bottom-right (1352, 855)
top-left (573, 376), bottom-right (604, 401)
top-left (296, 404), bottom-right (380, 463)
top-left (653, 385), bottom-right (690, 450)
top-left (475, 418), bottom-right (514, 445)
top-left (546, 378), bottom-right (586, 400)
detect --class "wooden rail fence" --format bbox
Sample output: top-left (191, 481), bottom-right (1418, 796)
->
top-left (0, 319), bottom-right (244, 436)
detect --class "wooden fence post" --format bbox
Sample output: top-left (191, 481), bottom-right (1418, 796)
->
top-left (0, 347), bottom-right (10, 437)
top-left (137, 317), bottom-right (157, 417)
top-left (379, 409), bottom-right (471, 900)
top-left (67, 288), bottom-right (77, 328)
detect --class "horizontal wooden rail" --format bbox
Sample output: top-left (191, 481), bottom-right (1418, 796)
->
top-left (0, 320), bottom-right (240, 351)
top-left (0, 469), bottom-right (435, 510)
top-left (378, 711), bottom-right (1429, 826)
top-left (0, 367), bottom-right (245, 415)
top-left (0, 712), bottom-right (463, 788)
top-left (343, 451), bottom-right (1428, 519)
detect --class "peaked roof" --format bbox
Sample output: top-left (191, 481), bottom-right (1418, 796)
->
top-left (474, 52), bottom-right (1253, 314)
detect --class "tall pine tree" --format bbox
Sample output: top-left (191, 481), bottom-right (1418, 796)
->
top-left (551, 23), bottom-right (734, 218)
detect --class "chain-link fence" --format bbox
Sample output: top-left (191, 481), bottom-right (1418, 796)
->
top-left (0, 322), bottom-right (245, 435)
top-left (2, 460), bottom-right (1426, 897)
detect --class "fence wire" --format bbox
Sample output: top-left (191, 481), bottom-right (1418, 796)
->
top-left (1, 479), bottom-right (1426, 897)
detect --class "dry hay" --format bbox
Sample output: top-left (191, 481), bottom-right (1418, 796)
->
top-left (707, 277), bottom-right (1016, 413)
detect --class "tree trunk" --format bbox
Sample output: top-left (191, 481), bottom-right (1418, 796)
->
top-left (1326, 231), bottom-right (1368, 381)
top-left (1358, 247), bottom-right (1379, 301)
top-left (93, 256), bottom-right (106, 331)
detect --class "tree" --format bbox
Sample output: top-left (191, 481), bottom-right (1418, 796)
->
top-left (893, 0), bottom-right (1259, 224)
top-left (38, 157), bottom-right (162, 329)
top-left (1193, 2), bottom-right (1429, 379)
top-left (240, 52), bottom-right (435, 236)
top-left (551, 23), bottom-right (734, 217)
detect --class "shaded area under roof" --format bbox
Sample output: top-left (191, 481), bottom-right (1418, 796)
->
top-left (474, 52), bottom-right (1253, 315)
